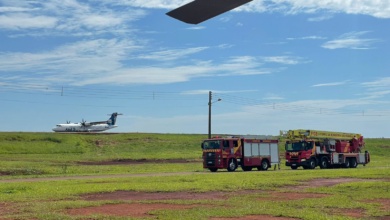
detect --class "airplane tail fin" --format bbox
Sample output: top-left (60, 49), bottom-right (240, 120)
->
top-left (107, 112), bottom-right (121, 126)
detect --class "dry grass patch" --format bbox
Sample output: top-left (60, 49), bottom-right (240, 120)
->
top-left (67, 203), bottom-right (201, 218)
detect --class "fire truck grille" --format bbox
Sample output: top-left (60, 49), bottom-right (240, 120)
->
top-left (205, 152), bottom-right (216, 166)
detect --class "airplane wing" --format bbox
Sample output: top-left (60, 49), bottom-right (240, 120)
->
top-left (166, 0), bottom-right (253, 24)
top-left (87, 121), bottom-right (108, 126)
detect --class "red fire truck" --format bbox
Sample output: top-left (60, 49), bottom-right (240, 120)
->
top-left (201, 136), bottom-right (280, 172)
top-left (285, 129), bottom-right (370, 170)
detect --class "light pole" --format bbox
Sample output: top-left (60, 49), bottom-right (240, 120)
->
top-left (208, 91), bottom-right (221, 139)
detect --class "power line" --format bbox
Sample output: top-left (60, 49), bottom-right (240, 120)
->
top-left (1, 83), bottom-right (389, 116)
top-left (0, 83), bottom-right (205, 101)
top-left (214, 93), bottom-right (390, 117)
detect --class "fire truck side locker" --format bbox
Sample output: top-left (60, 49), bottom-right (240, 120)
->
top-left (242, 139), bottom-right (280, 169)
top-left (270, 142), bottom-right (280, 165)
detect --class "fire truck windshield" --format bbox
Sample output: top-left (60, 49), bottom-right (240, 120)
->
top-left (285, 141), bottom-right (310, 152)
top-left (202, 140), bottom-right (221, 149)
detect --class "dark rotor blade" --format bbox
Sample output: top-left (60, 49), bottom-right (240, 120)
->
top-left (166, 0), bottom-right (253, 24)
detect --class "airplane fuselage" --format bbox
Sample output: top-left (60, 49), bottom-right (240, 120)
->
top-left (53, 112), bottom-right (121, 132)
top-left (52, 123), bottom-right (117, 132)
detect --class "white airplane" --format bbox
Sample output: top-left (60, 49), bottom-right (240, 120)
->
top-left (52, 112), bottom-right (122, 132)
top-left (167, 0), bottom-right (253, 24)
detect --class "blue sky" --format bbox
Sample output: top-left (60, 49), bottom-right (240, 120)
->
top-left (0, 0), bottom-right (389, 137)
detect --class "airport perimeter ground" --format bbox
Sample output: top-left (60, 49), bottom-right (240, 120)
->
top-left (0, 132), bottom-right (389, 219)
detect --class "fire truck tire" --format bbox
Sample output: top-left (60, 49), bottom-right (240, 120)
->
top-left (343, 158), bottom-right (351, 168)
top-left (308, 158), bottom-right (316, 169)
top-left (320, 157), bottom-right (329, 169)
top-left (259, 160), bottom-right (269, 171)
top-left (209, 168), bottom-right (218, 172)
top-left (350, 158), bottom-right (358, 168)
top-left (291, 166), bottom-right (298, 170)
top-left (227, 159), bottom-right (237, 172)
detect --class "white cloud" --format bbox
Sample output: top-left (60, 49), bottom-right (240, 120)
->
top-left (262, 56), bottom-right (309, 65)
top-left (264, 41), bottom-right (287, 45)
top-left (311, 81), bottom-right (348, 87)
top-left (217, 44), bottom-right (234, 49)
top-left (137, 47), bottom-right (209, 61)
top-left (0, 14), bottom-right (58, 29)
top-left (79, 14), bottom-right (123, 28)
top-left (322, 31), bottom-right (380, 49)
top-left (266, 97), bottom-right (387, 117)
top-left (124, 99), bottom-right (390, 137)
top-left (364, 90), bottom-right (390, 99)
top-left (263, 93), bottom-right (284, 100)
top-left (219, 16), bottom-right (232, 23)
top-left (0, 38), bottom-right (139, 85)
top-left (0, 35), bottom-right (305, 86)
top-left (361, 77), bottom-right (390, 99)
top-left (307, 14), bottom-right (334, 22)
top-left (362, 77), bottom-right (390, 88)
top-left (182, 90), bottom-right (257, 95)
top-left (0, 0), bottom-right (146, 36)
top-left (165, 0), bottom-right (381, 19)
top-left (74, 56), bottom-right (273, 85)
top-left (180, 90), bottom-right (211, 95)
top-left (259, 0), bottom-right (390, 19)
top-left (2, 0), bottom-right (388, 34)
top-left (186, 26), bottom-right (206, 30)
top-left (37, 0), bottom-right (388, 20)
top-left (287, 36), bottom-right (327, 40)
top-left (113, 0), bottom-right (192, 9)
top-left (0, 6), bottom-right (37, 13)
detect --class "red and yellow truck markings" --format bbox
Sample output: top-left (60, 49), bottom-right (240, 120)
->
top-left (285, 129), bottom-right (369, 170)
top-left (202, 137), bottom-right (280, 172)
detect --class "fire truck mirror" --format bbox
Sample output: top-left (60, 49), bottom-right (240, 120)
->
top-left (201, 143), bottom-right (204, 149)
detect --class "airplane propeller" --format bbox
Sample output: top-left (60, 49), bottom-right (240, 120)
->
top-left (81, 119), bottom-right (87, 127)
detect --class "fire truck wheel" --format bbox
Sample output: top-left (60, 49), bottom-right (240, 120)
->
top-left (291, 166), bottom-right (298, 170)
top-left (259, 160), bottom-right (269, 171)
top-left (227, 159), bottom-right (237, 172)
top-left (320, 157), bottom-right (329, 169)
top-left (308, 158), bottom-right (316, 169)
top-left (343, 158), bottom-right (351, 168)
top-left (209, 168), bottom-right (218, 172)
top-left (350, 158), bottom-right (358, 168)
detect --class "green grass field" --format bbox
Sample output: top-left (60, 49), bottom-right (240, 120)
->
top-left (0, 132), bottom-right (389, 220)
